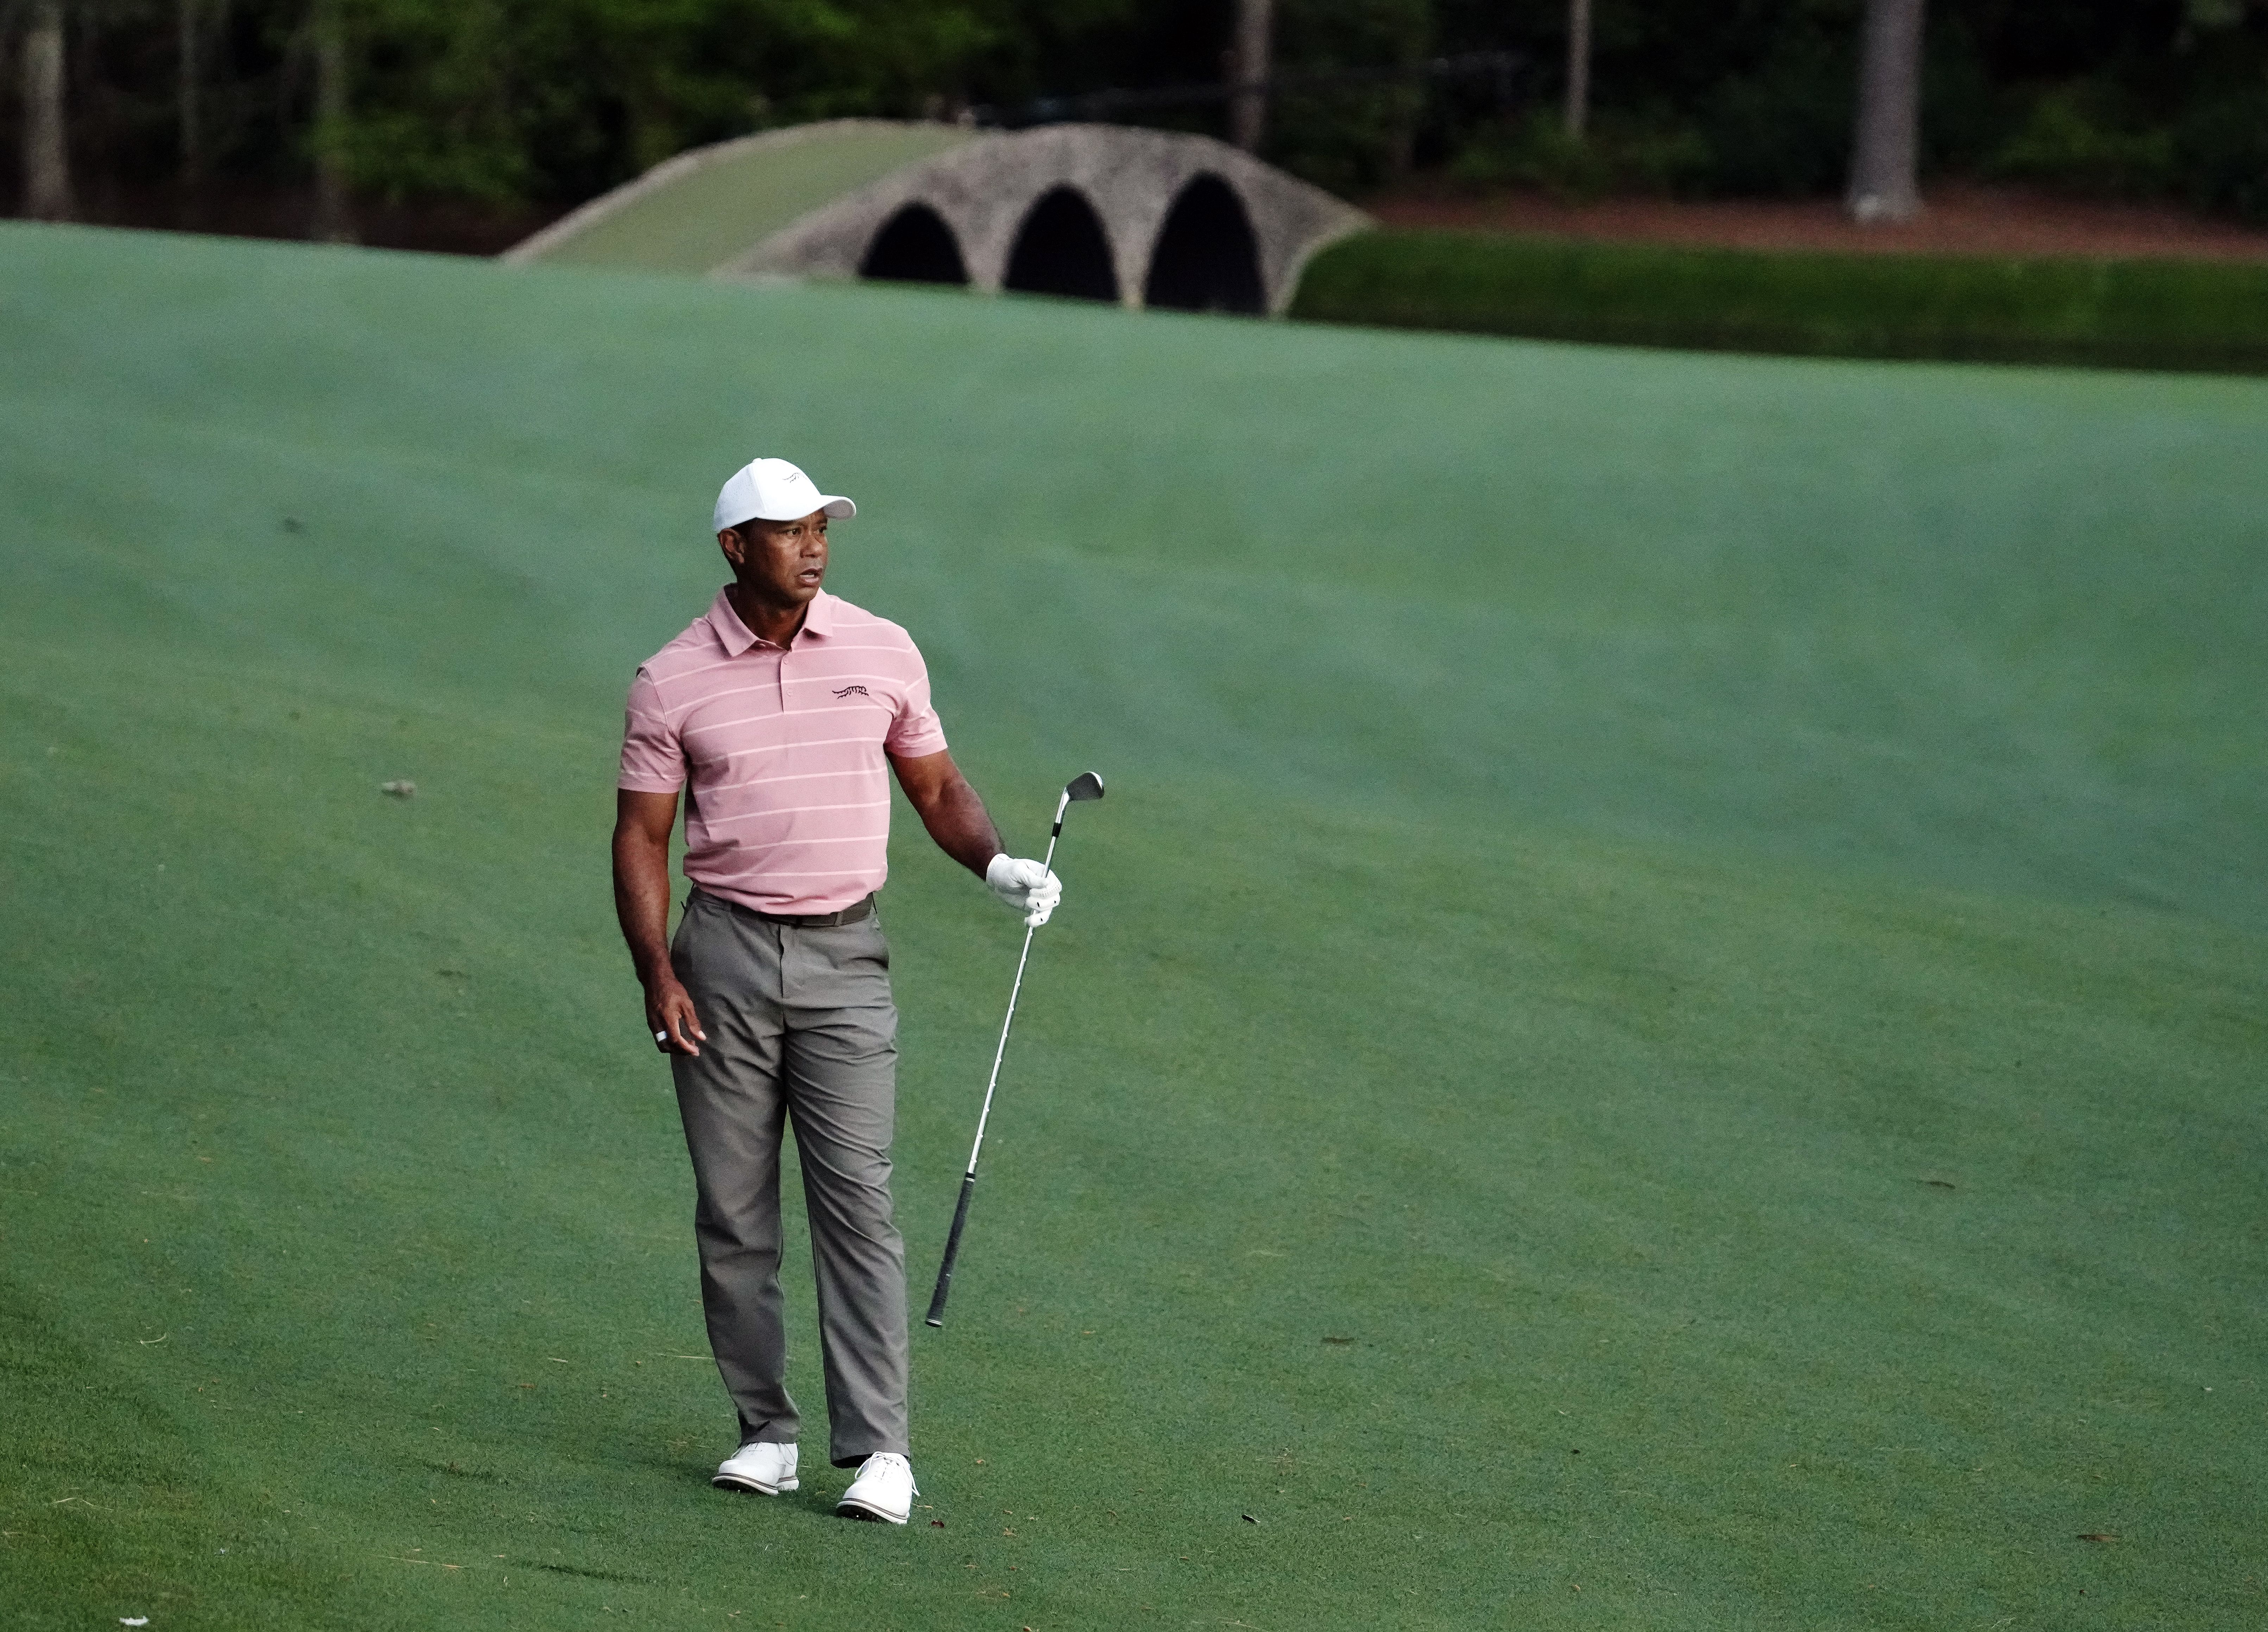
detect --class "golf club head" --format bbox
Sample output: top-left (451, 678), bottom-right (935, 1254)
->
top-left (1050, 771), bottom-right (1105, 832)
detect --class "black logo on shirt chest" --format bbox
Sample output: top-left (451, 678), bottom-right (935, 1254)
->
top-left (833, 684), bottom-right (872, 699)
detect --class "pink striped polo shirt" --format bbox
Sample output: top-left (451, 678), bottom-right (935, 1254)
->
top-left (617, 587), bottom-right (949, 915)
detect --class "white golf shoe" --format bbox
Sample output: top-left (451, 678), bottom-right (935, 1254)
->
top-left (835, 1452), bottom-right (917, 1524)
top-left (712, 1441), bottom-right (799, 1495)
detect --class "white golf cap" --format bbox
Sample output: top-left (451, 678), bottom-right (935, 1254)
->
top-left (712, 457), bottom-right (856, 533)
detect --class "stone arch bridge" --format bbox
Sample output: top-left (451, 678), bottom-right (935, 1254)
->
top-left (506, 120), bottom-right (1369, 316)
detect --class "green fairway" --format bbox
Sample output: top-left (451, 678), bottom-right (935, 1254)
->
top-left (2, 222), bottom-right (2263, 1630)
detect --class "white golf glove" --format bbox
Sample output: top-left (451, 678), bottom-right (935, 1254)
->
top-left (985, 852), bottom-right (1062, 927)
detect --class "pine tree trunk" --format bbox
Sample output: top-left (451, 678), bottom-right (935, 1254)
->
top-left (310, 0), bottom-right (354, 242)
top-left (1846, 0), bottom-right (1926, 223)
top-left (23, 2), bottom-right (74, 222)
top-left (1229, 0), bottom-right (1273, 153)
top-left (1565, 0), bottom-right (1592, 140)
top-left (179, 0), bottom-right (205, 186)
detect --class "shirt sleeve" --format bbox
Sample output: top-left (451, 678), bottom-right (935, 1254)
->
top-left (885, 639), bottom-right (950, 759)
top-left (617, 669), bottom-right (687, 792)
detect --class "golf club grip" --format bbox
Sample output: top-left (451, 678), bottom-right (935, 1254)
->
top-left (924, 1172), bottom-right (978, 1327)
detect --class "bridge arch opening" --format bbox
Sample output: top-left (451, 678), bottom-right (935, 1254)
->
top-left (1142, 174), bottom-right (1266, 315)
top-left (1003, 187), bottom-right (1119, 303)
top-left (859, 203), bottom-right (969, 285)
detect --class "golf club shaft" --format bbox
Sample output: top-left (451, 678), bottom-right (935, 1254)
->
top-left (924, 820), bottom-right (1062, 1327)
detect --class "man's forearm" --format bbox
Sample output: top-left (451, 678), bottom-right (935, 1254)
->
top-left (913, 775), bottom-right (1002, 877)
top-left (612, 793), bottom-right (705, 1056)
top-left (611, 829), bottom-right (677, 983)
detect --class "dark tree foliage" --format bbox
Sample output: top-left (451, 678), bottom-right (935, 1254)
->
top-left (1428, 0), bottom-right (2268, 212)
top-left (7, 0), bottom-right (2266, 232)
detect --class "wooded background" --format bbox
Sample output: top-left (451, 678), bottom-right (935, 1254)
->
top-left (7, 0), bottom-right (2267, 244)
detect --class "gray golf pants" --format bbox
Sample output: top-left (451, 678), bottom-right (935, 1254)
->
top-left (668, 888), bottom-right (909, 1467)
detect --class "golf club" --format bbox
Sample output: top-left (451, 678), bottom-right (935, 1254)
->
top-left (924, 770), bottom-right (1106, 1328)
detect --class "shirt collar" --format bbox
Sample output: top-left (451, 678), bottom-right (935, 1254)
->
top-left (704, 587), bottom-right (836, 656)
top-left (802, 589), bottom-right (838, 639)
top-left (703, 588), bottom-right (758, 656)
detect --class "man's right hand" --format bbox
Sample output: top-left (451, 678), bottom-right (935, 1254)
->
top-left (645, 969), bottom-right (706, 1056)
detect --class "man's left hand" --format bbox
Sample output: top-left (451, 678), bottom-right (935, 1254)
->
top-left (986, 853), bottom-right (1062, 927)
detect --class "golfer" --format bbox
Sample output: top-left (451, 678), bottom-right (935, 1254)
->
top-left (611, 456), bottom-right (1059, 1524)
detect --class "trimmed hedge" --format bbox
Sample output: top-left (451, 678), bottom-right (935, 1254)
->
top-left (1289, 229), bottom-right (2268, 373)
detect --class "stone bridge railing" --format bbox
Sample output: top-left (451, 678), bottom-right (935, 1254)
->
top-left (731, 124), bottom-right (1369, 316)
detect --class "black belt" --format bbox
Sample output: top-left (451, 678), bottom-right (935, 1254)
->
top-left (695, 888), bottom-right (876, 929)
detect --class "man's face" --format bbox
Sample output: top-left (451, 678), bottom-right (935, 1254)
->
top-left (720, 510), bottom-right (829, 607)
